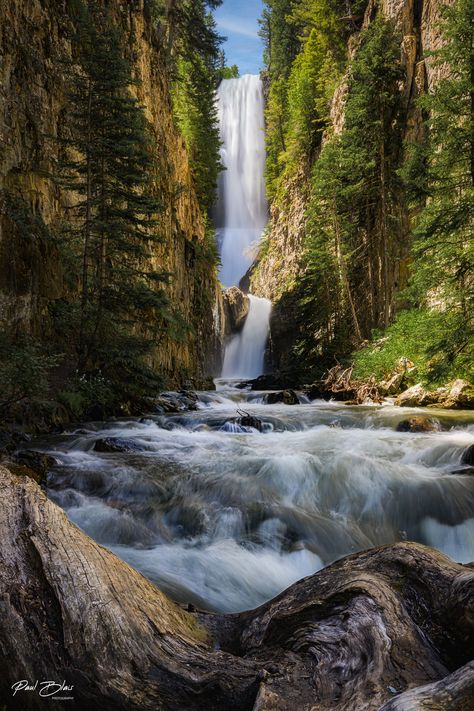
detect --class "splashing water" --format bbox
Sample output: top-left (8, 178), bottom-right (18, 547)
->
top-left (43, 393), bottom-right (474, 613)
top-left (222, 295), bottom-right (272, 379)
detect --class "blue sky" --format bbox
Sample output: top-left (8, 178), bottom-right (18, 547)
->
top-left (215, 0), bottom-right (265, 75)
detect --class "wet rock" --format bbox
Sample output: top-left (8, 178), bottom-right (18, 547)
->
top-left (236, 413), bottom-right (264, 432)
top-left (462, 445), bottom-right (474, 466)
top-left (94, 437), bottom-right (142, 454)
top-left (396, 416), bottom-right (442, 433)
top-left (156, 391), bottom-right (199, 413)
top-left (249, 372), bottom-right (295, 391)
top-left (266, 390), bottom-right (299, 405)
top-left (223, 286), bottom-right (250, 334)
top-left (12, 450), bottom-right (57, 483)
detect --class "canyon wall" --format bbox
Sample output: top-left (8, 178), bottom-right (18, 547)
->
top-left (251, 0), bottom-right (450, 371)
top-left (0, 0), bottom-right (223, 386)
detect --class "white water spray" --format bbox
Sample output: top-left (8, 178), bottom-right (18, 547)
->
top-left (215, 75), bottom-right (268, 287)
top-left (222, 295), bottom-right (272, 379)
top-left (215, 75), bottom-right (271, 379)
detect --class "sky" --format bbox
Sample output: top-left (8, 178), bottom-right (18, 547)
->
top-left (214, 0), bottom-right (265, 76)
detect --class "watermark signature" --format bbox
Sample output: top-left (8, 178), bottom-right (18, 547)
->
top-left (11, 680), bottom-right (74, 701)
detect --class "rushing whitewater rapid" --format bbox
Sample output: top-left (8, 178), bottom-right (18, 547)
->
top-left (44, 389), bottom-right (474, 613)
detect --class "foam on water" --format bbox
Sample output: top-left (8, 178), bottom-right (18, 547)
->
top-left (44, 393), bottom-right (474, 612)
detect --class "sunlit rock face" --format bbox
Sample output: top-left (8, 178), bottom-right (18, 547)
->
top-left (0, 0), bottom-right (222, 386)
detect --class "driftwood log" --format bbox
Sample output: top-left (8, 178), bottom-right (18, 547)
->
top-left (0, 465), bottom-right (473, 711)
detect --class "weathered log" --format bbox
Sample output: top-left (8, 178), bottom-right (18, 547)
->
top-left (0, 465), bottom-right (473, 711)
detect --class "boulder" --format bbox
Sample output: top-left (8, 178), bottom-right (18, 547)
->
top-left (396, 416), bottom-right (442, 433)
top-left (94, 437), bottom-right (143, 453)
top-left (156, 391), bottom-right (199, 413)
top-left (379, 371), bottom-right (405, 396)
top-left (462, 445), bottom-right (474, 466)
top-left (12, 449), bottom-right (57, 483)
top-left (395, 384), bottom-right (440, 408)
top-left (441, 379), bottom-right (474, 410)
top-left (223, 286), bottom-right (250, 334)
top-left (236, 413), bottom-right (264, 431)
top-left (266, 390), bottom-right (299, 405)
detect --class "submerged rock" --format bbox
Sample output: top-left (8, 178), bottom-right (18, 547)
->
top-left (462, 445), bottom-right (474, 466)
top-left (266, 390), bottom-right (299, 405)
top-left (236, 414), bottom-right (264, 431)
top-left (396, 416), bottom-right (442, 433)
top-left (94, 437), bottom-right (143, 454)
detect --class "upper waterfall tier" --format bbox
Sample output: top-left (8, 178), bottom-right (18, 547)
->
top-left (214, 75), bottom-right (268, 288)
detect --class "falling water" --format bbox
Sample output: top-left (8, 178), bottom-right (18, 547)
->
top-left (215, 75), bottom-right (271, 379)
top-left (214, 75), bottom-right (268, 287)
top-left (222, 295), bottom-right (272, 379)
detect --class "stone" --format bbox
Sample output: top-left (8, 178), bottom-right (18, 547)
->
top-left (93, 438), bottom-right (143, 454)
top-left (12, 450), bottom-right (57, 483)
top-left (442, 380), bottom-right (474, 410)
top-left (266, 390), bottom-right (299, 405)
top-left (462, 445), bottom-right (474, 467)
top-left (396, 416), bottom-right (442, 433)
top-left (379, 371), bottom-right (405, 395)
top-left (395, 384), bottom-right (440, 407)
top-left (236, 414), bottom-right (264, 431)
top-left (223, 286), bottom-right (250, 334)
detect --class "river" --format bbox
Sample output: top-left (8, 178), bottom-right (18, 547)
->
top-left (43, 385), bottom-right (474, 613)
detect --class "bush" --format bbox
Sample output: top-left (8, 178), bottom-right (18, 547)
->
top-left (352, 308), bottom-right (473, 386)
top-left (0, 336), bottom-right (59, 420)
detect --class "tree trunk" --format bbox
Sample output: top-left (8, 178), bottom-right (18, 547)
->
top-left (0, 466), bottom-right (473, 711)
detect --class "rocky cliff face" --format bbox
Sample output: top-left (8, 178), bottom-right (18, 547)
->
top-left (0, 0), bottom-right (223, 386)
top-left (251, 0), bottom-right (450, 368)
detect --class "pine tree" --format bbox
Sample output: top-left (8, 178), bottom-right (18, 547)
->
top-left (60, 1), bottom-right (169, 394)
top-left (402, 0), bottom-right (474, 379)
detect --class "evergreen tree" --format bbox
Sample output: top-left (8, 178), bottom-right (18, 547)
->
top-left (293, 17), bottom-right (404, 370)
top-left (167, 0), bottom-right (223, 212)
top-left (401, 0), bottom-right (474, 379)
top-left (60, 1), bottom-right (169, 394)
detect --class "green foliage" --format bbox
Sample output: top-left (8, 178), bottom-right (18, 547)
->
top-left (58, 0), bottom-right (171, 398)
top-left (352, 308), bottom-right (473, 385)
top-left (261, 0), bottom-right (348, 198)
top-left (290, 16), bottom-right (404, 375)
top-left (0, 336), bottom-right (59, 418)
top-left (218, 64), bottom-right (239, 79)
top-left (169, 1), bottom-right (223, 213)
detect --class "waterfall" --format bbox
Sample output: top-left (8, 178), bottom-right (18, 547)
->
top-left (222, 295), bottom-right (271, 379)
top-left (215, 75), bottom-right (271, 379)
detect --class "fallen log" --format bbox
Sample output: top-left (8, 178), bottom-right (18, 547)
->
top-left (0, 465), bottom-right (473, 710)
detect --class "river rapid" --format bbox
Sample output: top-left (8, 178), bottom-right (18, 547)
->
top-left (42, 383), bottom-right (474, 613)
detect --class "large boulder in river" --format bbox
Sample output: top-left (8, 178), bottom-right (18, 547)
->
top-left (266, 389), bottom-right (299, 405)
top-left (223, 286), bottom-right (250, 334)
top-left (396, 416), bottom-right (442, 433)
top-left (94, 437), bottom-right (143, 453)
